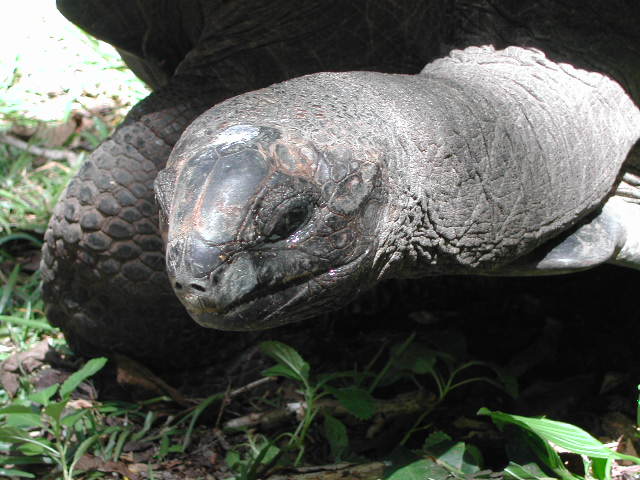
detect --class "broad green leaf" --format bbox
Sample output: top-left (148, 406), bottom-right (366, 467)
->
top-left (28, 384), bottom-right (59, 406)
top-left (421, 433), bottom-right (482, 475)
top-left (44, 401), bottom-right (67, 423)
top-left (0, 315), bottom-right (57, 332)
top-left (3, 410), bottom-right (42, 428)
top-left (18, 442), bottom-right (48, 456)
top-left (485, 410), bottom-right (578, 480)
top-left (60, 357), bottom-right (108, 398)
top-left (592, 456), bottom-right (613, 480)
top-left (423, 431), bottom-right (452, 449)
top-left (386, 459), bottom-right (452, 480)
top-left (437, 442), bottom-right (482, 474)
top-left (226, 450), bottom-right (241, 470)
top-left (478, 408), bottom-right (640, 463)
top-left (323, 414), bottom-right (348, 460)
top-left (70, 433), bottom-right (101, 473)
top-left (260, 341), bottom-right (310, 384)
top-left (262, 364), bottom-right (307, 383)
top-left (391, 343), bottom-right (438, 375)
top-left (0, 456), bottom-right (49, 465)
top-left (0, 405), bottom-right (38, 415)
top-left (0, 467), bottom-right (35, 478)
top-left (0, 426), bottom-right (32, 443)
top-left (61, 408), bottom-right (89, 427)
top-left (256, 442), bottom-right (280, 465)
top-left (329, 386), bottom-right (376, 420)
top-left (504, 462), bottom-right (556, 480)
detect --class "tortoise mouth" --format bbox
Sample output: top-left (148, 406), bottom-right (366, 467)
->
top-left (183, 273), bottom-right (317, 331)
top-left (179, 248), bottom-right (371, 331)
top-left (180, 269), bottom-right (320, 331)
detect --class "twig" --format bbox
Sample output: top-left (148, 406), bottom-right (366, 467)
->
top-left (229, 376), bottom-right (277, 398)
top-left (0, 133), bottom-right (79, 164)
top-left (223, 390), bottom-right (435, 432)
top-left (267, 461), bottom-right (386, 480)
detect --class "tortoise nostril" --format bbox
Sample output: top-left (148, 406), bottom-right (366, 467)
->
top-left (190, 283), bottom-right (206, 292)
top-left (174, 282), bottom-right (183, 290)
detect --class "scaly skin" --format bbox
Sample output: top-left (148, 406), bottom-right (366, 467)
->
top-left (46, 0), bottom-right (446, 366)
top-left (41, 83), bottom-right (237, 367)
top-left (157, 47), bottom-right (640, 331)
top-left (45, 0), bottom-right (640, 364)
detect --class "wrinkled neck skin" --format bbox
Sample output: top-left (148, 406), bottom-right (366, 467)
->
top-left (158, 46), bottom-right (640, 330)
top-left (370, 46), bottom-right (640, 281)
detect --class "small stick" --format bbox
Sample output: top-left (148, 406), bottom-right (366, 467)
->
top-left (0, 133), bottom-right (79, 164)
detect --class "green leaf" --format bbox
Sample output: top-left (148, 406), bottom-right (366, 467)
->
top-left (0, 315), bottom-right (57, 332)
top-left (0, 456), bottom-right (49, 466)
top-left (478, 408), bottom-right (640, 463)
top-left (386, 459), bottom-right (451, 480)
top-left (28, 384), bottom-right (59, 406)
top-left (260, 341), bottom-right (310, 384)
top-left (330, 386), bottom-right (376, 420)
top-left (18, 442), bottom-right (48, 456)
top-left (1, 405), bottom-right (43, 428)
top-left (44, 401), bottom-right (67, 423)
top-left (60, 357), bottom-right (108, 398)
top-left (0, 426), bottom-right (32, 443)
top-left (61, 408), bottom-right (89, 427)
top-left (323, 414), bottom-right (349, 460)
top-left (0, 405), bottom-right (38, 415)
top-left (255, 442), bottom-right (280, 465)
top-left (421, 433), bottom-right (482, 475)
top-left (504, 462), bottom-right (556, 480)
top-left (391, 343), bottom-right (438, 375)
top-left (226, 450), bottom-right (241, 470)
top-left (437, 442), bottom-right (482, 474)
top-left (592, 457), bottom-right (613, 480)
top-left (262, 364), bottom-right (308, 383)
top-left (70, 433), bottom-right (101, 473)
top-left (0, 467), bottom-right (35, 478)
top-left (423, 431), bottom-right (452, 449)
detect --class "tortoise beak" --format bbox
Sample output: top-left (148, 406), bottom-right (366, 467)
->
top-left (170, 247), bottom-right (260, 328)
top-left (164, 142), bottom-right (272, 327)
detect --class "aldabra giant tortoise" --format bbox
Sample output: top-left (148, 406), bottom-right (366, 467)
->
top-left (42, 1), bottom-right (640, 367)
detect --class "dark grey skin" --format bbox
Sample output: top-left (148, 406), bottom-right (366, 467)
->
top-left (158, 47), bottom-right (640, 330)
top-left (42, 0), bottom-right (640, 366)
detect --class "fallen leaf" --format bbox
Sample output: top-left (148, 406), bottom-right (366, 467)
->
top-left (114, 354), bottom-right (192, 407)
top-left (74, 453), bottom-right (140, 479)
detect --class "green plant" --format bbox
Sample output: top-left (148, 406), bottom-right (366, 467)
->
top-left (479, 408), bottom-right (640, 480)
top-left (0, 144), bottom-right (79, 236)
top-left (261, 341), bottom-right (376, 462)
top-left (223, 338), bottom-right (513, 479)
top-left (385, 431), bottom-right (486, 480)
top-left (0, 357), bottom-right (108, 479)
top-left (369, 333), bottom-right (516, 445)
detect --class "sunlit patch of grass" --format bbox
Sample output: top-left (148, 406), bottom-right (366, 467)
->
top-left (0, 143), bottom-right (74, 366)
top-left (0, 145), bottom-right (79, 236)
top-left (0, 0), bottom-right (146, 374)
top-left (0, 0), bottom-right (149, 127)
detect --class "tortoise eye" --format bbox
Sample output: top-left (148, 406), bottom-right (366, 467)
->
top-left (265, 201), bottom-right (311, 242)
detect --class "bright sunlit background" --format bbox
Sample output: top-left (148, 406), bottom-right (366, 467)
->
top-left (0, 0), bottom-right (148, 124)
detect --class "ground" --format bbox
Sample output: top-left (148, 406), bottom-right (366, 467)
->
top-left (1, 5), bottom-right (640, 480)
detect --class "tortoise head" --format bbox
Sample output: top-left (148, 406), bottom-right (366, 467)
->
top-left (155, 123), bottom-right (387, 330)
